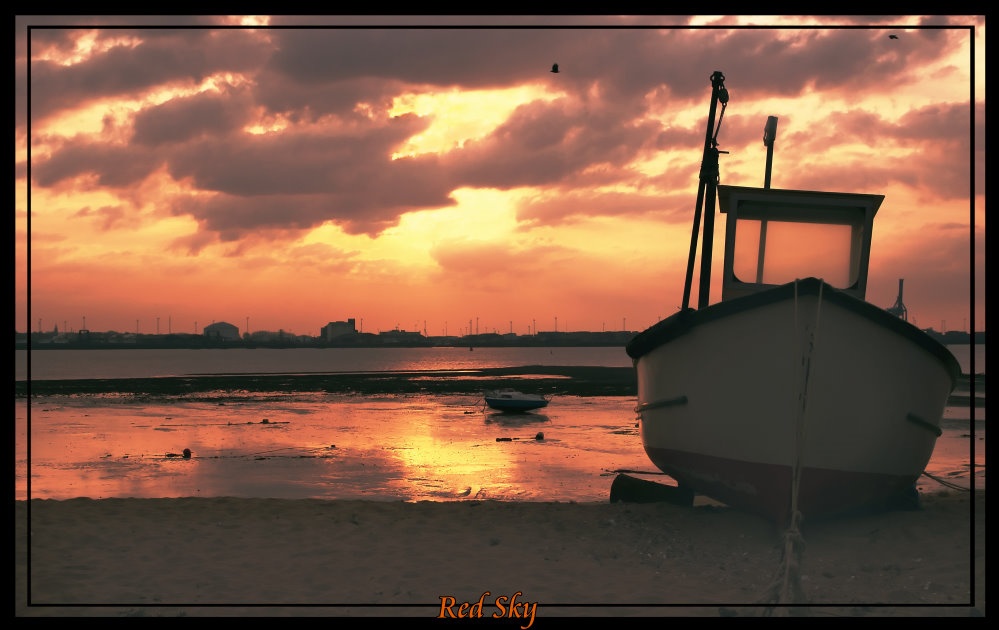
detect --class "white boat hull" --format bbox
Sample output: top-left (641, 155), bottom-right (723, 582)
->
top-left (629, 278), bottom-right (960, 523)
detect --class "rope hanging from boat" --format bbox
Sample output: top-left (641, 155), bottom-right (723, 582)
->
top-left (759, 279), bottom-right (823, 615)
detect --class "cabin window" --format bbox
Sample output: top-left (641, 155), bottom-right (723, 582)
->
top-left (732, 218), bottom-right (856, 288)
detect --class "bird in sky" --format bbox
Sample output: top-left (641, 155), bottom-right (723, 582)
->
top-left (551, 63), bottom-right (559, 73)
top-left (889, 34), bottom-right (899, 39)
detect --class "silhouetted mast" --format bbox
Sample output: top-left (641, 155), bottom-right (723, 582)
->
top-left (681, 71), bottom-right (729, 311)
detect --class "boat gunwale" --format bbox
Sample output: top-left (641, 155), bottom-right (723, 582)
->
top-left (625, 277), bottom-right (962, 388)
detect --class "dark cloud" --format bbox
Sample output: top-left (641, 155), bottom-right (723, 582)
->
top-left (21, 22), bottom-right (978, 244)
top-left (443, 95), bottom-right (664, 192)
top-left (27, 27), bottom-right (269, 125)
top-left (32, 140), bottom-right (160, 189)
top-left (252, 73), bottom-right (407, 122)
top-left (132, 88), bottom-right (256, 146)
top-left (164, 112), bottom-right (442, 185)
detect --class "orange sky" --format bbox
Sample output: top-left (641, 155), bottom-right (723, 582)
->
top-left (14, 16), bottom-right (986, 338)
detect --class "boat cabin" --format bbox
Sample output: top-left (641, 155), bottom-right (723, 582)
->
top-left (717, 185), bottom-right (884, 302)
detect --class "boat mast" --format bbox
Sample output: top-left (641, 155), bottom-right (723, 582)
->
top-left (681, 71), bottom-right (729, 311)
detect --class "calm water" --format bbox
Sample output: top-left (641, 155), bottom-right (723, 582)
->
top-left (13, 344), bottom-right (985, 381)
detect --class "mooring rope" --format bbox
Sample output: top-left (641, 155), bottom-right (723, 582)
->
top-left (759, 279), bottom-right (823, 615)
top-left (922, 470), bottom-right (976, 492)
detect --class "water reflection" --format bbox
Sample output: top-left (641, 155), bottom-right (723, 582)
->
top-left (18, 394), bottom-right (651, 502)
top-left (484, 412), bottom-right (552, 426)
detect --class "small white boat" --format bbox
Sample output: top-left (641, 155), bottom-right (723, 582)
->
top-left (484, 389), bottom-right (550, 412)
top-left (627, 71), bottom-right (961, 526)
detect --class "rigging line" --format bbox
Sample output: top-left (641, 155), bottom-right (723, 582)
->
top-left (712, 100), bottom-right (727, 145)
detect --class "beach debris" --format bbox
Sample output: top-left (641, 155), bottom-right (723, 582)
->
top-left (496, 433), bottom-right (546, 442)
top-left (610, 474), bottom-right (694, 506)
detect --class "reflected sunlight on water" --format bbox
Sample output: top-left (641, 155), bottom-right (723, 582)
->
top-left (17, 394), bottom-right (648, 503)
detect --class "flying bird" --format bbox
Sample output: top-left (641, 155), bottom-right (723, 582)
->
top-left (889, 34), bottom-right (899, 39)
top-left (551, 63), bottom-right (559, 73)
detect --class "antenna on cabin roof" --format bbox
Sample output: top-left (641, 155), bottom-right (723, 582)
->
top-left (763, 116), bottom-right (778, 189)
top-left (756, 116), bottom-right (779, 284)
top-left (887, 279), bottom-right (908, 321)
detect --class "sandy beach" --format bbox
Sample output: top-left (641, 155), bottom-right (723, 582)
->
top-left (15, 489), bottom-right (984, 619)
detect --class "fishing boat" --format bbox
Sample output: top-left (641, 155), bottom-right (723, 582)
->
top-left (483, 389), bottom-right (550, 412)
top-left (625, 71), bottom-right (961, 526)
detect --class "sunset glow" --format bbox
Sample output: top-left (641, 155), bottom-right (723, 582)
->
top-left (16, 16), bottom-right (985, 338)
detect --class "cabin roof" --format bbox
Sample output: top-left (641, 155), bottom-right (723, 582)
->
top-left (717, 185), bottom-right (884, 224)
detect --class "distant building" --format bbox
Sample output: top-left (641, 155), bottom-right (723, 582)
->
top-left (203, 321), bottom-right (240, 341)
top-left (378, 329), bottom-right (425, 344)
top-left (322, 318), bottom-right (357, 341)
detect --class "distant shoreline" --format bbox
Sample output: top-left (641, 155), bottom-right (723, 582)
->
top-left (15, 365), bottom-right (984, 402)
top-left (14, 329), bottom-right (986, 350)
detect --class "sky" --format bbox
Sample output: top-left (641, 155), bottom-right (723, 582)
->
top-left (15, 15), bottom-right (985, 338)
